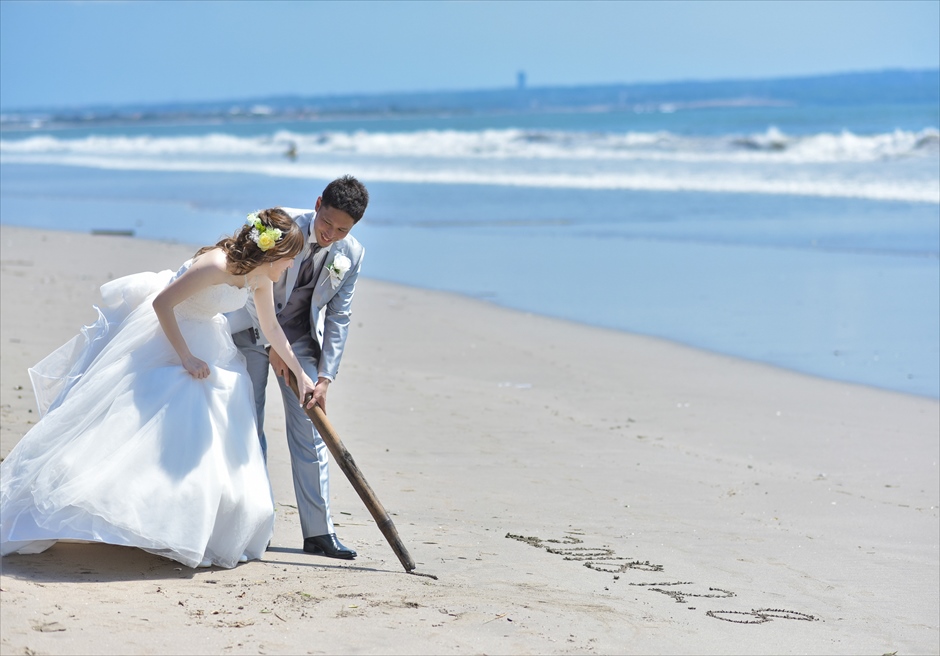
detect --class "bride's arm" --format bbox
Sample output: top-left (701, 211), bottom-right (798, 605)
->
top-left (251, 278), bottom-right (317, 408)
top-left (152, 253), bottom-right (229, 379)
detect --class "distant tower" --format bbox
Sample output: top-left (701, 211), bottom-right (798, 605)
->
top-left (517, 70), bottom-right (527, 90)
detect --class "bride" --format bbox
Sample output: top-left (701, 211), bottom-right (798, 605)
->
top-left (0, 208), bottom-right (315, 569)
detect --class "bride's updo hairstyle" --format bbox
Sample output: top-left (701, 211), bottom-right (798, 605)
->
top-left (195, 208), bottom-right (304, 275)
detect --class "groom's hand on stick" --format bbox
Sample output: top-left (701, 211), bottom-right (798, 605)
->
top-left (311, 377), bottom-right (330, 413)
top-left (270, 348), bottom-right (319, 410)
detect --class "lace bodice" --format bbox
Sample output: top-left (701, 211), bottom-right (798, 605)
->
top-left (171, 259), bottom-right (250, 320)
top-left (175, 283), bottom-right (249, 320)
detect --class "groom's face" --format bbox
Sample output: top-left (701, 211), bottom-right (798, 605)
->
top-left (311, 197), bottom-right (356, 248)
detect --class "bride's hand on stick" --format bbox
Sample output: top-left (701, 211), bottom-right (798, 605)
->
top-left (270, 347), bottom-right (317, 409)
top-left (297, 371), bottom-right (318, 410)
top-left (269, 346), bottom-right (289, 379)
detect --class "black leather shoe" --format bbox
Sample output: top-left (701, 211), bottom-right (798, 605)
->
top-left (303, 533), bottom-right (357, 559)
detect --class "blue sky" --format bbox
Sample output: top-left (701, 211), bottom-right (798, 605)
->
top-left (1, 0), bottom-right (938, 110)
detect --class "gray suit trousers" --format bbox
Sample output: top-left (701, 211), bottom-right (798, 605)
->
top-left (234, 330), bottom-right (334, 538)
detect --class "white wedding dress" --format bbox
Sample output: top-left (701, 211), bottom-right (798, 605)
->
top-left (0, 261), bottom-right (274, 569)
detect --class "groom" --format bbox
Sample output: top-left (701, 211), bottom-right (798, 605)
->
top-left (228, 175), bottom-right (368, 560)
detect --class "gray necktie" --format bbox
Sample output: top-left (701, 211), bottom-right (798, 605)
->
top-left (294, 245), bottom-right (321, 289)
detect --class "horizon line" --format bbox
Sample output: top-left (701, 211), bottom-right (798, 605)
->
top-left (2, 66), bottom-right (938, 115)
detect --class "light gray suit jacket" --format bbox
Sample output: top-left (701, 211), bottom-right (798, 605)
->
top-left (227, 207), bottom-right (365, 381)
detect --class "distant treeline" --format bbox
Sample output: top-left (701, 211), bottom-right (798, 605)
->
top-left (3, 69), bottom-right (937, 129)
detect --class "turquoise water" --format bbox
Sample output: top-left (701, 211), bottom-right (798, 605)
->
top-left (1, 96), bottom-right (938, 398)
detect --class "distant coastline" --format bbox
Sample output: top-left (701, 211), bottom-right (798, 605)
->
top-left (1, 68), bottom-right (937, 132)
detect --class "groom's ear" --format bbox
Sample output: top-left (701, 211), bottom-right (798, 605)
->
top-left (314, 196), bottom-right (323, 212)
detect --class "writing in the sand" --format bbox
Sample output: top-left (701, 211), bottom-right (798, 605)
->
top-left (505, 531), bottom-right (818, 625)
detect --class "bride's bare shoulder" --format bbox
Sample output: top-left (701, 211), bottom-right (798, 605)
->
top-left (190, 246), bottom-right (219, 260)
top-left (245, 269), bottom-right (272, 292)
top-left (187, 248), bottom-right (234, 283)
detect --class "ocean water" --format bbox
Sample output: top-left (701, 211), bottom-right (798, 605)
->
top-left (2, 91), bottom-right (938, 398)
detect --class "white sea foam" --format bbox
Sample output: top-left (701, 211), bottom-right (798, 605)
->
top-left (2, 127), bottom-right (938, 203)
top-left (3, 127), bottom-right (938, 162)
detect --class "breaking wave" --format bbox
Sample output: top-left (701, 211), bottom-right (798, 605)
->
top-left (3, 126), bottom-right (938, 162)
top-left (2, 126), bottom-right (938, 203)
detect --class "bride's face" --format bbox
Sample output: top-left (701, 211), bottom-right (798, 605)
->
top-left (266, 256), bottom-right (294, 282)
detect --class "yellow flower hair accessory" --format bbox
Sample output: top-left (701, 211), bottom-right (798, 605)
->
top-left (246, 212), bottom-right (283, 251)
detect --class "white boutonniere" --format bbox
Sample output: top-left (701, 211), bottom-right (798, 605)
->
top-left (326, 253), bottom-right (352, 289)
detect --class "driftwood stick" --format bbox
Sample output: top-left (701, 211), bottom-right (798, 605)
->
top-left (286, 371), bottom-right (416, 572)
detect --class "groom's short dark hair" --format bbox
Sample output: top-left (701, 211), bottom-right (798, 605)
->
top-left (322, 175), bottom-right (369, 223)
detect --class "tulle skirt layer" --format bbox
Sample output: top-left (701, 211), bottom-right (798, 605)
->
top-left (1, 271), bottom-right (274, 569)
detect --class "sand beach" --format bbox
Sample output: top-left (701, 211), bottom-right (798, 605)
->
top-left (1, 225), bottom-right (937, 655)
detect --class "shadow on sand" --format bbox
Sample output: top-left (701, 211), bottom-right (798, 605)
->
top-left (0, 542), bottom-right (396, 584)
